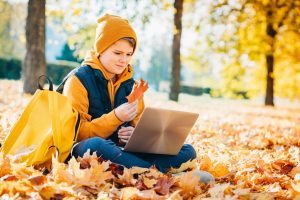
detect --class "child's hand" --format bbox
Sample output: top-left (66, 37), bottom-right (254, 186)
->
top-left (118, 126), bottom-right (134, 143)
top-left (114, 100), bottom-right (138, 122)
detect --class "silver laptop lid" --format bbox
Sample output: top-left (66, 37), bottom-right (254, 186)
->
top-left (124, 107), bottom-right (199, 155)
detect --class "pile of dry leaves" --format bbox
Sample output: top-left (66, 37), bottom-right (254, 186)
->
top-left (1, 80), bottom-right (300, 199)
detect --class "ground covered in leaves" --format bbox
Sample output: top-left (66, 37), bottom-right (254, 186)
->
top-left (1, 79), bottom-right (300, 199)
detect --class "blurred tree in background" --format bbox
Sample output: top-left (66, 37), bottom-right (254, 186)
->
top-left (170, 0), bottom-right (184, 101)
top-left (147, 44), bottom-right (171, 90)
top-left (0, 1), bottom-right (26, 59)
top-left (23, 0), bottom-right (46, 94)
top-left (56, 43), bottom-right (80, 62)
top-left (0, 1), bottom-right (13, 59)
top-left (209, 0), bottom-right (300, 106)
top-left (1, 0), bottom-right (300, 105)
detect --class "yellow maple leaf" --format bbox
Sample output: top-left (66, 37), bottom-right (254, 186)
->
top-left (213, 163), bottom-right (230, 177)
top-left (0, 152), bottom-right (11, 177)
top-left (143, 177), bottom-right (157, 189)
top-left (52, 157), bottom-right (71, 184)
top-left (130, 166), bottom-right (149, 175)
top-left (199, 155), bottom-right (214, 172)
top-left (89, 159), bottom-right (114, 186)
top-left (117, 168), bottom-right (137, 186)
top-left (76, 149), bottom-right (100, 169)
top-left (169, 159), bottom-right (197, 173)
top-left (177, 171), bottom-right (200, 197)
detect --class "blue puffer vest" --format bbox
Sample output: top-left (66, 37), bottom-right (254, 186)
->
top-left (74, 65), bottom-right (135, 144)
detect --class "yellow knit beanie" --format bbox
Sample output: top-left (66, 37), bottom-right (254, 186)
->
top-left (94, 14), bottom-right (137, 55)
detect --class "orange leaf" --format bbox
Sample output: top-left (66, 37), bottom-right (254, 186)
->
top-left (28, 175), bottom-right (47, 186)
top-left (0, 174), bottom-right (18, 182)
top-left (177, 171), bottom-right (199, 196)
top-left (213, 163), bottom-right (230, 177)
top-left (126, 79), bottom-right (148, 103)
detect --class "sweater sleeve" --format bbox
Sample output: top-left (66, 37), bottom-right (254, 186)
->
top-left (63, 75), bottom-right (123, 141)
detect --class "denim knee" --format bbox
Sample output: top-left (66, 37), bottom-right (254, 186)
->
top-left (87, 137), bottom-right (112, 150)
top-left (182, 144), bottom-right (197, 160)
top-left (71, 137), bottom-right (116, 158)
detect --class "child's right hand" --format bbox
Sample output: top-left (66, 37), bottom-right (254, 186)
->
top-left (114, 100), bottom-right (138, 122)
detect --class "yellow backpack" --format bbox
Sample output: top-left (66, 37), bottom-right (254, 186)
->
top-left (2, 76), bottom-right (80, 170)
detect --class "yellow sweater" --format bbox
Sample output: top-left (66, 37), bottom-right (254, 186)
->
top-left (63, 51), bottom-right (144, 141)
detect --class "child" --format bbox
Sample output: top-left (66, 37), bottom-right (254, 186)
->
top-left (63, 14), bottom-right (213, 181)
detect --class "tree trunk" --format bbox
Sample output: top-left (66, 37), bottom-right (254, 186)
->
top-left (265, 54), bottom-right (274, 106)
top-left (23, 0), bottom-right (46, 94)
top-left (169, 0), bottom-right (183, 101)
top-left (265, 10), bottom-right (276, 106)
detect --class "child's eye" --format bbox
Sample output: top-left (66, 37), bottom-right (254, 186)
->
top-left (114, 52), bottom-right (121, 55)
top-left (127, 54), bottom-right (132, 56)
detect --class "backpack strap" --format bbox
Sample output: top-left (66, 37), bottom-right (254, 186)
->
top-left (37, 75), bottom-right (54, 91)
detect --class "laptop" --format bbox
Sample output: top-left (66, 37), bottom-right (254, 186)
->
top-left (123, 107), bottom-right (199, 155)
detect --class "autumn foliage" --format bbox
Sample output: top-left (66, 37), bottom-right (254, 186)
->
top-left (1, 80), bottom-right (300, 199)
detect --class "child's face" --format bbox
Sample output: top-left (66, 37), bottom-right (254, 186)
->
top-left (99, 39), bottom-right (134, 79)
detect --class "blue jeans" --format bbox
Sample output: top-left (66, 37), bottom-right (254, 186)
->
top-left (71, 137), bottom-right (197, 173)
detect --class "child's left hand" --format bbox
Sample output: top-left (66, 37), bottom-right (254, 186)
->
top-left (118, 126), bottom-right (134, 143)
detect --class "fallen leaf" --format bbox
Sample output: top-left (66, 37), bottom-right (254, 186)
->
top-left (213, 163), bottom-right (230, 177)
top-left (177, 171), bottom-right (200, 197)
top-left (0, 174), bottom-right (18, 182)
top-left (28, 175), bottom-right (47, 186)
top-left (0, 152), bottom-right (11, 177)
top-left (120, 187), bottom-right (138, 200)
top-left (289, 164), bottom-right (300, 178)
top-left (199, 155), bottom-right (213, 172)
top-left (208, 183), bottom-right (230, 198)
top-left (143, 177), bottom-right (157, 189)
top-left (153, 175), bottom-right (175, 195)
top-left (292, 181), bottom-right (300, 193)
top-left (271, 160), bottom-right (294, 174)
top-left (76, 149), bottom-right (99, 169)
top-left (117, 168), bottom-right (138, 186)
top-left (169, 159), bottom-right (197, 173)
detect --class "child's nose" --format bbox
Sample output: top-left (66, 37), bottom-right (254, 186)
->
top-left (119, 55), bottom-right (126, 63)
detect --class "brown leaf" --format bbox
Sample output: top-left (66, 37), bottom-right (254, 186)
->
top-left (28, 175), bottom-right (47, 186)
top-left (76, 149), bottom-right (99, 169)
top-left (0, 174), bottom-right (18, 182)
top-left (271, 160), bottom-right (295, 175)
top-left (153, 175), bottom-right (175, 195)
